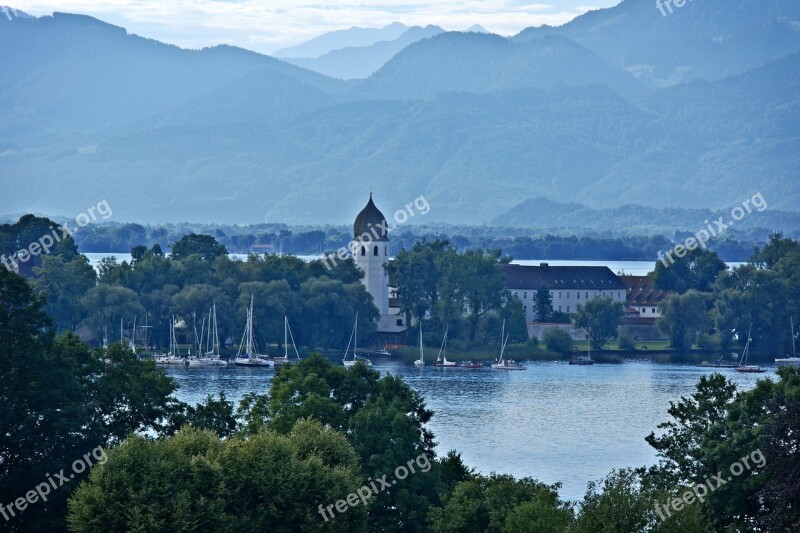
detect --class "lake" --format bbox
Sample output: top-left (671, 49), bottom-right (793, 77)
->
top-left (165, 359), bottom-right (772, 502)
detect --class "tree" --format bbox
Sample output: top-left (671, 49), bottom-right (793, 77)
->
top-left (67, 422), bottom-right (367, 532)
top-left (438, 249), bottom-right (506, 343)
top-left (574, 469), bottom-right (709, 533)
top-left (0, 268), bottom-right (179, 531)
top-left (387, 239), bottom-right (453, 334)
top-left (170, 233), bottom-right (228, 262)
top-left (428, 474), bottom-right (573, 533)
top-left (544, 328), bottom-right (572, 355)
top-left (33, 254), bottom-right (96, 332)
top-left (657, 290), bottom-right (711, 351)
top-left (642, 367), bottom-right (800, 531)
top-left (534, 284), bottom-right (553, 322)
top-left (264, 355), bottom-right (439, 531)
top-left (574, 297), bottom-right (624, 349)
top-left (653, 247), bottom-right (726, 294)
top-left (79, 284), bottom-right (145, 344)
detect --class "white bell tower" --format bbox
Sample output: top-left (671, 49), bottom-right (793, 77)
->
top-left (350, 193), bottom-right (390, 317)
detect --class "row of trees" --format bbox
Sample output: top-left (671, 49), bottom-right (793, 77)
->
top-left (656, 234), bottom-right (800, 354)
top-left (387, 240), bottom-right (528, 346)
top-left (33, 232), bottom-right (380, 351)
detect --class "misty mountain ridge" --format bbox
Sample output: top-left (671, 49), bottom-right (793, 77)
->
top-left (283, 25), bottom-right (445, 80)
top-left (1, 0), bottom-right (798, 227)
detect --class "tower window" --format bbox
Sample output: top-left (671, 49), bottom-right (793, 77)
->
top-left (373, 245), bottom-right (378, 256)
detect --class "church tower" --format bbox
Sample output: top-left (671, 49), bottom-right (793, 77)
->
top-left (350, 193), bottom-right (390, 317)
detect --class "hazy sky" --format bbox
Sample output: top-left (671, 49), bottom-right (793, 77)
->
top-left (10, 1), bottom-right (620, 54)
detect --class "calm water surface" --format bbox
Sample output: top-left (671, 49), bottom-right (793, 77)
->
top-left (166, 360), bottom-right (772, 501)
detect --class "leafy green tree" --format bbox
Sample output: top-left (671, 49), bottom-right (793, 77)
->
top-left (33, 254), bottom-right (96, 332)
top-left (67, 422), bottom-right (367, 532)
top-left (574, 469), bottom-right (710, 533)
top-left (170, 233), bottom-right (228, 262)
top-left (653, 247), bottom-right (726, 294)
top-left (573, 297), bottom-right (624, 349)
top-left (387, 239), bottom-right (453, 333)
top-left (643, 367), bottom-right (800, 531)
top-left (428, 474), bottom-right (573, 533)
top-left (0, 269), bottom-right (179, 532)
top-left (534, 284), bottom-right (553, 322)
top-left (79, 284), bottom-right (145, 344)
top-left (543, 328), bottom-right (572, 355)
top-left (500, 295), bottom-right (529, 344)
top-left (237, 280), bottom-right (300, 349)
top-left (657, 290), bottom-right (711, 351)
top-left (438, 249), bottom-right (506, 343)
top-left (265, 355), bottom-right (438, 531)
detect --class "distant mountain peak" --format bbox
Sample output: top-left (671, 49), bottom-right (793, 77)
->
top-left (464, 24), bottom-right (488, 33)
top-left (274, 22), bottom-right (409, 59)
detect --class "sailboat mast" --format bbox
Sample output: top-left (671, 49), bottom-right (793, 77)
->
top-left (285, 316), bottom-right (288, 358)
top-left (792, 317), bottom-right (796, 357)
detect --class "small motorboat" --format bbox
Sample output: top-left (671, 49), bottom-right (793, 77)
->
top-left (459, 361), bottom-right (484, 369)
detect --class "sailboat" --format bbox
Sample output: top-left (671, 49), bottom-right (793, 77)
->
top-left (775, 317), bottom-right (800, 367)
top-left (155, 317), bottom-right (186, 365)
top-left (491, 320), bottom-right (525, 370)
top-left (736, 324), bottom-right (765, 373)
top-left (433, 325), bottom-right (457, 367)
top-left (414, 324), bottom-right (425, 367)
top-left (234, 295), bottom-right (273, 367)
top-left (273, 316), bottom-right (302, 366)
top-left (343, 312), bottom-right (372, 367)
top-left (189, 303), bottom-right (228, 367)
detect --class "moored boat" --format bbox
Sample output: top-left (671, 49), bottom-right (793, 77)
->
top-left (343, 312), bottom-right (372, 367)
top-left (736, 324), bottom-right (765, 374)
top-left (234, 295), bottom-right (273, 368)
top-left (433, 325), bottom-right (457, 367)
top-left (491, 320), bottom-right (524, 370)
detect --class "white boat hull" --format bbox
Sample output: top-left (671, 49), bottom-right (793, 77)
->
top-left (234, 357), bottom-right (273, 368)
top-left (775, 357), bottom-right (800, 367)
top-left (188, 357), bottom-right (228, 367)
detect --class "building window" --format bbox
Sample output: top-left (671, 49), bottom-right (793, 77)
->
top-left (566, 292), bottom-right (570, 298)
top-left (559, 292), bottom-right (562, 298)
top-left (567, 306), bottom-right (570, 313)
top-left (558, 306), bottom-right (562, 312)
top-left (373, 245), bottom-right (379, 256)
top-left (577, 292), bottom-right (580, 299)
top-left (397, 319), bottom-right (403, 326)
top-left (523, 292), bottom-right (527, 299)
top-left (524, 306), bottom-right (527, 313)
top-left (652, 308), bottom-right (656, 313)
top-left (361, 246), bottom-right (365, 256)
top-left (585, 292), bottom-right (589, 299)
top-left (618, 292), bottom-right (622, 299)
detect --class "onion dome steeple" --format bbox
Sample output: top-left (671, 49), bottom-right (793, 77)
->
top-left (353, 193), bottom-right (389, 241)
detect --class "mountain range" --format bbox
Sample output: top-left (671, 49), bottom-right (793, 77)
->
top-left (1, 0), bottom-right (799, 227)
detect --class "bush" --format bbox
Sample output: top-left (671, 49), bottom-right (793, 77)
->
top-left (544, 328), bottom-right (573, 355)
top-left (618, 336), bottom-right (636, 351)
